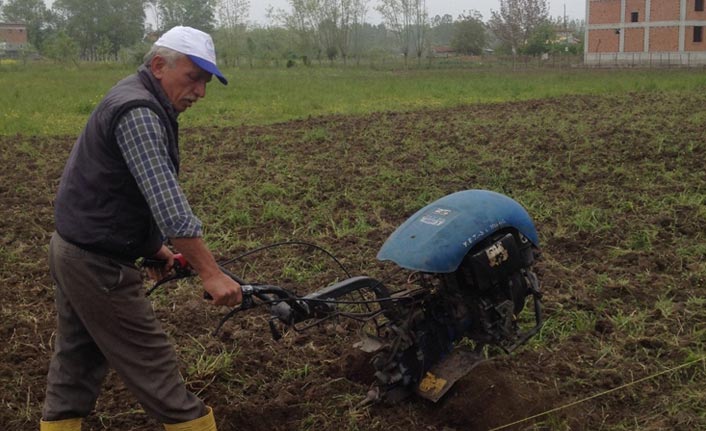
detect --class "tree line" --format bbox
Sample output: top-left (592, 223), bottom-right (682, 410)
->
top-left (0, 0), bottom-right (584, 65)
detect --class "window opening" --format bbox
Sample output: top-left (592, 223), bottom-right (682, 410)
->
top-left (696, 0), bottom-right (704, 12)
top-left (695, 26), bottom-right (703, 43)
top-left (631, 12), bottom-right (639, 22)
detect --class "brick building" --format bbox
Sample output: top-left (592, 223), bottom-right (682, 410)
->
top-left (0, 23), bottom-right (29, 56)
top-left (585, 0), bottom-right (706, 66)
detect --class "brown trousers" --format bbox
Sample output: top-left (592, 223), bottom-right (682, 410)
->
top-left (42, 232), bottom-right (205, 424)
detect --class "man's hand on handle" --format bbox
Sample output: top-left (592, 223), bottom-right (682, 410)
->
top-left (201, 271), bottom-right (243, 307)
top-left (169, 237), bottom-right (242, 307)
top-left (146, 245), bottom-right (175, 281)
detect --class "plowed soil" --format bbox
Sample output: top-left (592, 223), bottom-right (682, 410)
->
top-left (2, 91), bottom-right (705, 430)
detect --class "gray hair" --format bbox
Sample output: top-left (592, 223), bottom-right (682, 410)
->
top-left (143, 45), bottom-right (185, 67)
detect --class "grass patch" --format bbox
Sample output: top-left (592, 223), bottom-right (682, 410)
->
top-left (3, 64), bottom-right (706, 136)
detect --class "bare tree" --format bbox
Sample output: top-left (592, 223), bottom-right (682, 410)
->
top-left (488, 0), bottom-right (549, 54)
top-left (218, 0), bottom-right (249, 27)
top-left (411, 0), bottom-right (427, 62)
top-left (281, 0), bottom-right (366, 64)
top-left (328, 0), bottom-right (369, 64)
top-left (349, 0), bottom-right (368, 64)
top-left (376, 0), bottom-right (427, 64)
top-left (311, 0), bottom-right (340, 62)
top-left (146, 0), bottom-right (160, 31)
top-left (376, 0), bottom-right (411, 62)
top-left (217, 0), bottom-right (249, 65)
top-left (276, 0), bottom-right (318, 61)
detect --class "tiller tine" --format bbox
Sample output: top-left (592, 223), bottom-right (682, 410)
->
top-left (415, 349), bottom-right (485, 402)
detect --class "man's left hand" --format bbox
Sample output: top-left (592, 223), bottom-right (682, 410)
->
top-left (146, 245), bottom-right (175, 281)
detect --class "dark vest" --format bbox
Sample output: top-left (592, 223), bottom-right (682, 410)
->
top-left (54, 66), bottom-right (180, 260)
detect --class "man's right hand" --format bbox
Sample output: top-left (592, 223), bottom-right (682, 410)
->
top-left (202, 272), bottom-right (242, 307)
top-left (170, 236), bottom-right (243, 308)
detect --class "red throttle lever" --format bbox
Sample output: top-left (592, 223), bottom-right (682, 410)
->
top-left (144, 254), bottom-right (205, 299)
top-left (172, 253), bottom-right (189, 272)
top-left (142, 253), bottom-right (188, 271)
top-left (170, 254), bottom-right (211, 300)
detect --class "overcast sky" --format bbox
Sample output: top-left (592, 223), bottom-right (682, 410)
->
top-left (45, 0), bottom-right (586, 26)
top-left (250, 0), bottom-right (587, 25)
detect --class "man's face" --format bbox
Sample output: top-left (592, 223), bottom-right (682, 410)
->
top-left (151, 55), bottom-right (212, 113)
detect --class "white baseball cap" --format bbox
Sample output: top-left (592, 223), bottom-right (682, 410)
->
top-left (154, 26), bottom-right (228, 85)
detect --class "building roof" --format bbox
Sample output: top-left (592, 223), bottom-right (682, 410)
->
top-left (432, 46), bottom-right (457, 54)
top-left (0, 23), bottom-right (27, 29)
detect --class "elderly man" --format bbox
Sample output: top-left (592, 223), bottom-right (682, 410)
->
top-left (41, 26), bottom-right (241, 431)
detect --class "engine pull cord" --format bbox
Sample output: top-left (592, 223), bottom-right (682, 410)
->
top-left (489, 355), bottom-right (706, 431)
top-left (217, 240), bottom-right (351, 279)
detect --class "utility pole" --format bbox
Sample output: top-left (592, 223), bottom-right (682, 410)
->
top-left (564, 3), bottom-right (567, 30)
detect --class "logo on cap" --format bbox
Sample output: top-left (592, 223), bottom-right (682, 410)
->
top-left (205, 39), bottom-right (215, 57)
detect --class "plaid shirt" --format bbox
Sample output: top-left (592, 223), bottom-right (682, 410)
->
top-left (115, 107), bottom-right (202, 238)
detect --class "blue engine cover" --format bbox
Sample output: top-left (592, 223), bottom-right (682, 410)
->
top-left (377, 190), bottom-right (539, 273)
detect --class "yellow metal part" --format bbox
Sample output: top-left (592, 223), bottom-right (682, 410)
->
top-left (163, 406), bottom-right (217, 431)
top-left (40, 417), bottom-right (82, 431)
top-left (418, 371), bottom-right (447, 397)
top-left (415, 350), bottom-right (485, 402)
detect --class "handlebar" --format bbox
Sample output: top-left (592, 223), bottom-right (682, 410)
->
top-left (217, 283), bottom-right (310, 339)
top-left (144, 254), bottom-right (310, 337)
top-left (146, 253), bottom-right (390, 339)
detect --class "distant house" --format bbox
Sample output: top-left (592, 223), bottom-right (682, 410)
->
top-left (585, 0), bottom-right (706, 66)
top-left (431, 46), bottom-right (457, 57)
top-left (0, 22), bottom-right (29, 57)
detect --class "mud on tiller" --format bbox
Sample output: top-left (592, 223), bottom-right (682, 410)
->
top-left (147, 190), bottom-right (544, 404)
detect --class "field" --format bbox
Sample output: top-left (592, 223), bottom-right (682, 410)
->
top-left (2, 66), bottom-right (706, 430)
top-left (2, 64), bottom-right (706, 136)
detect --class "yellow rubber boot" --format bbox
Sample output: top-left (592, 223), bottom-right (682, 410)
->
top-left (163, 406), bottom-right (216, 431)
top-left (39, 418), bottom-right (82, 431)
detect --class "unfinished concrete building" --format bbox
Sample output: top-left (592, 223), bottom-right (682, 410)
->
top-left (585, 0), bottom-right (706, 66)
